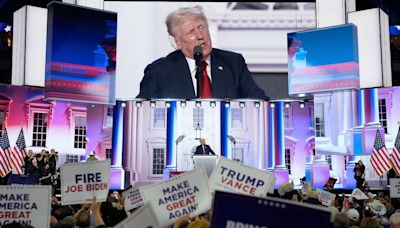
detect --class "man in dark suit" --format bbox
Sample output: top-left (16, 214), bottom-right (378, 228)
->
top-left (137, 5), bottom-right (267, 100)
top-left (194, 138), bottom-right (215, 155)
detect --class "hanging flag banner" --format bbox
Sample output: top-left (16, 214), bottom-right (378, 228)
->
top-left (122, 187), bottom-right (144, 212)
top-left (139, 167), bottom-right (211, 227)
top-left (61, 159), bottom-right (110, 205)
top-left (317, 189), bottom-right (336, 207)
top-left (113, 204), bottom-right (159, 228)
top-left (209, 157), bottom-right (273, 197)
top-left (211, 191), bottom-right (331, 228)
top-left (0, 185), bottom-right (51, 228)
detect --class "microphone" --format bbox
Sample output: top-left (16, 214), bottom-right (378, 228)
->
top-left (193, 45), bottom-right (203, 98)
top-left (193, 45), bottom-right (203, 65)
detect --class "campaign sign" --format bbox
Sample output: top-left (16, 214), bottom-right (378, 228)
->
top-left (139, 167), bottom-right (211, 227)
top-left (323, 177), bottom-right (337, 190)
top-left (0, 185), bottom-right (51, 228)
top-left (390, 178), bottom-right (400, 198)
top-left (113, 204), bottom-right (159, 228)
top-left (211, 191), bottom-right (331, 228)
top-left (209, 157), bottom-right (273, 197)
top-left (122, 187), bottom-right (144, 212)
top-left (61, 159), bottom-right (110, 205)
top-left (317, 189), bottom-right (336, 207)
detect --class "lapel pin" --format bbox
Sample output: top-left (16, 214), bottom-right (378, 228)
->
top-left (218, 66), bottom-right (223, 70)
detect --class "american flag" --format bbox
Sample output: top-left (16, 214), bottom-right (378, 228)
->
top-left (370, 129), bottom-right (392, 176)
top-left (0, 129), bottom-right (12, 177)
top-left (12, 128), bottom-right (27, 174)
top-left (391, 127), bottom-right (400, 176)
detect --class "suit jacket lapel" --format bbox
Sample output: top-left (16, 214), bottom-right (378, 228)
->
top-left (173, 52), bottom-right (196, 98)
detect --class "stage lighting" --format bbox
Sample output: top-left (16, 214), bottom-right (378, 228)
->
top-left (298, 93), bottom-right (306, 98)
top-left (284, 102), bottom-right (290, 108)
top-left (195, 101), bottom-right (202, 108)
top-left (180, 101), bottom-right (186, 108)
top-left (210, 101), bottom-right (216, 108)
top-left (254, 102), bottom-right (260, 108)
top-left (165, 101), bottom-right (171, 108)
top-left (225, 102), bottom-right (230, 108)
top-left (270, 102), bottom-right (275, 108)
top-left (150, 101), bottom-right (156, 108)
top-left (239, 102), bottom-right (245, 108)
top-left (299, 101), bottom-right (305, 108)
top-left (135, 101), bottom-right (142, 108)
top-left (121, 102), bottom-right (126, 108)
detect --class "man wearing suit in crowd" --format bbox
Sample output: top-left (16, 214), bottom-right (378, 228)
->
top-left (137, 5), bottom-right (267, 99)
top-left (194, 138), bottom-right (215, 155)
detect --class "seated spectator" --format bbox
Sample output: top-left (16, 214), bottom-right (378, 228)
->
top-left (360, 217), bottom-right (379, 228)
top-left (75, 210), bottom-right (91, 228)
top-left (370, 199), bottom-right (390, 227)
top-left (346, 208), bottom-right (360, 226)
top-left (390, 212), bottom-right (400, 228)
top-left (333, 212), bottom-right (350, 228)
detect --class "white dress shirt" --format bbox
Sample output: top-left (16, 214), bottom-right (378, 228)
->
top-left (185, 56), bottom-right (212, 97)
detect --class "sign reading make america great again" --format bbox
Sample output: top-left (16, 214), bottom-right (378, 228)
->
top-left (61, 159), bottom-right (110, 205)
top-left (209, 157), bottom-right (274, 197)
top-left (0, 185), bottom-right (51, 228)
top-left (139, 167), bottom-right (211, 228)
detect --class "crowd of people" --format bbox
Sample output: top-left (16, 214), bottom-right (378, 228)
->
top-left (22, 149), bottom-right (60, 192)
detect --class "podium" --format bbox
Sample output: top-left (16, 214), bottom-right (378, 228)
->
top-left (193, 155), bottom-right (218, 177)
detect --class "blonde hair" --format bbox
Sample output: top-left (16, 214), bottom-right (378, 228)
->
top-left (166, 5), bottom-right (208, 37)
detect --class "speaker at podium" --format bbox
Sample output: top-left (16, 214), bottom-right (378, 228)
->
top-left (192, 155), bottom-right (218, 177)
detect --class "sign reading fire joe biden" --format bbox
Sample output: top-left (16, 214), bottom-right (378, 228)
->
top-left (139, 167), bottom-right (211, 227)
top-left (61, 159), bottom-right (110, 205)
top-left (0, 185), bottom-right (51, 228)
top-left (209, 157), bottom-right (274, 197)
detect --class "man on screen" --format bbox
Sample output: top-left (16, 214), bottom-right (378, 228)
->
top-left (194, 138), bottom-right (215, 155)
top-left (137, 5), bottom-right (267, 99)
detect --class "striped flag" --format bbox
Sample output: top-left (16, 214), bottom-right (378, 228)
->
top-left (12, 128), bottom-right (27, 174)
top-left (0, 128), bottom-right (22, 174)
top-left (370, 129), bottom-right (392, 176)
top-left (0, 129), bottom-right (12, 177)
top-left (391, 127), bottom-right (400, 176)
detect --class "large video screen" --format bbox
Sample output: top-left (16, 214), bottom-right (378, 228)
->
top-left (45, 2), bottom-right (117, 105)
top-left (0, 22), bottom-right (12, 84)
top-left (390, 26), bottom-right (400, 86)
top-left (288, 24), bottom-right (359, 95)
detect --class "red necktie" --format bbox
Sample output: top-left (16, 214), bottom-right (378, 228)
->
top-left (200, 61), bottom-right (212, 98)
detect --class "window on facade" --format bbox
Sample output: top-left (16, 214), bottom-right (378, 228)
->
top-left (153, 108), bottom-right (166, 128)
top-left (326, 155), bottom-right (332, 170)
top-left (231, 108), bottom-right (243, 128)
top-left (285, 149), bottom-right (291, 174)
top-left (152, 148), bottom-right (165, 175)
top-left (32, 112), bottom-right (48, 147)
top-left (106, 106), bottom-right (113, 128)
top-left (315, 104), bottom-right (325, 137)
top-left (378, 99), bottom-right (388, 134)
top-left (74, 116), bottom-right (86, 149)
top-left (0, 110), bottom-right (3, 137)
top-left (106, 148), bottom-right (112, 159)
top-left (193, 108), bottom-right (204, 128)
top-left (66, 154), bottom-right (79, 163)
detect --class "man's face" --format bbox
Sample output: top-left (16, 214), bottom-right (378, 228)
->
top-left (174, 16), bottom-right (212, 60)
